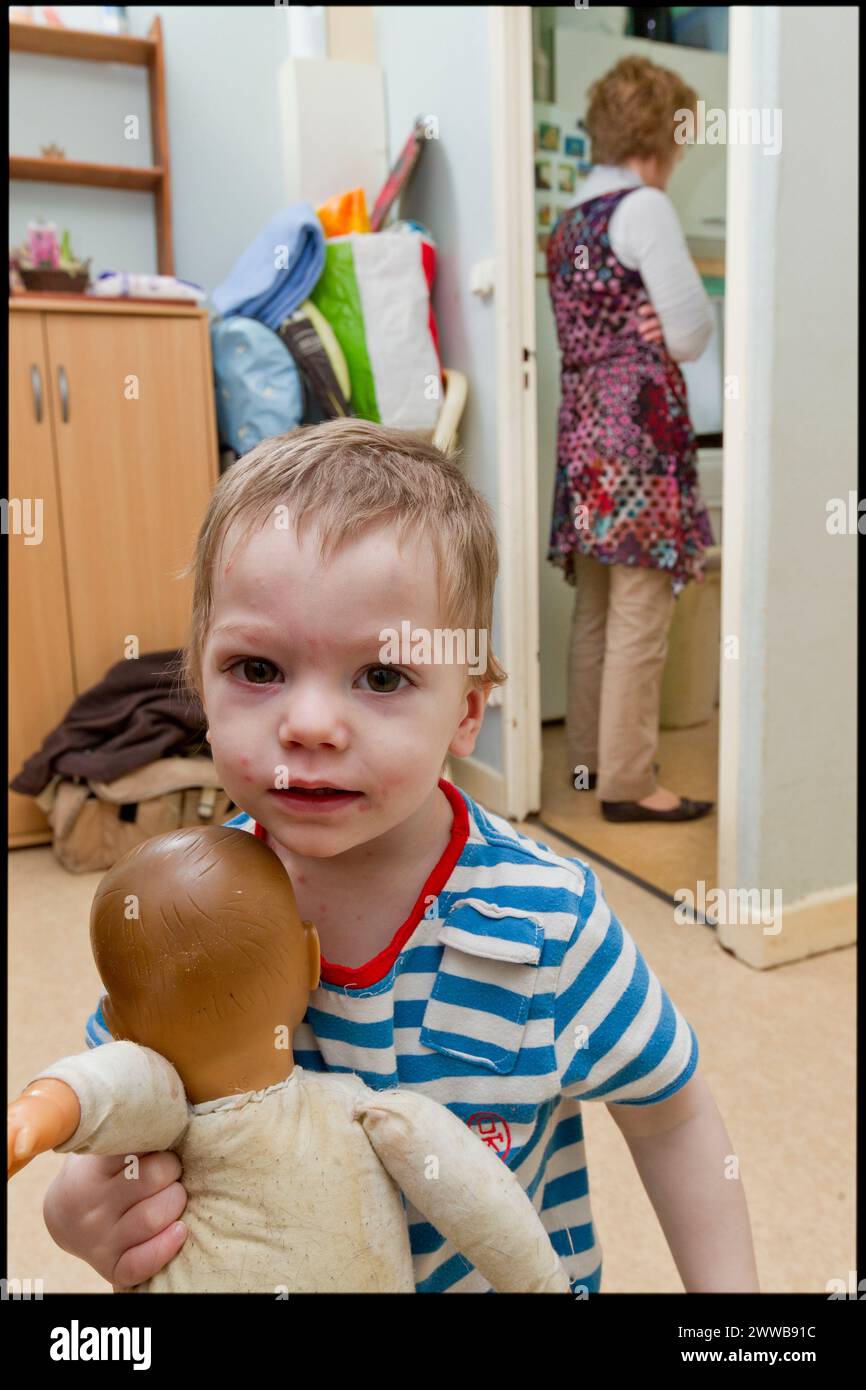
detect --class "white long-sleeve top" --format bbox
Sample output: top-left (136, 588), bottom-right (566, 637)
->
top-left (572, 164), bottom-right (714, 363)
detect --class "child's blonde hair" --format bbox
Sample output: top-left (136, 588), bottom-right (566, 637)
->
top-left (175, 418), bottom-right (507, 704)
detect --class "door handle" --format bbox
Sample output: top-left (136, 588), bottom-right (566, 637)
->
top-left (30, 364), bottom-right (43, 423)
top-left (57, 365), bottom-right (70, 423)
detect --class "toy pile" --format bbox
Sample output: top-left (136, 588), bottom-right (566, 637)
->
top-left (209, 118), bottom-right (444, 459)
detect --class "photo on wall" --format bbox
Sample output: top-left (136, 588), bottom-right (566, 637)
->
top-left (534, 101), bottom-right (592, 271)
top-left (535, 159), bottom-right (553, 191)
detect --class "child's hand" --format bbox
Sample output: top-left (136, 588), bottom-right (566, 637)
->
top-left (43, 1151), bottom-right (188, 1288)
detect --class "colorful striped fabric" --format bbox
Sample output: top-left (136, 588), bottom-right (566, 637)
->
top-left (85, 777), bottom-right (698, 1293)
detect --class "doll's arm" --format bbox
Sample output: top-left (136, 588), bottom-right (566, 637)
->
top-left (354, 1088), bottom-right (571, 1293)
top-left (8, 1041), bottom-right (188, 1178)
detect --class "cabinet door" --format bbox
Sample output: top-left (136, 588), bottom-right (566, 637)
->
top-left (9, 312), bottom-right (77, 843)
top-left (44, 312), bottom-right (217, 692)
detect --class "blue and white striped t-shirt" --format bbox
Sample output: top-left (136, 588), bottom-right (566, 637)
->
top-left (85, 776), bottom-right (698, 1293)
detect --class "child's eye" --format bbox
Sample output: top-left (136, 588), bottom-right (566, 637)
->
top-left (229, 658), bottom-right (280, 685)
top-left (360, 666), bottom-right (410, 694)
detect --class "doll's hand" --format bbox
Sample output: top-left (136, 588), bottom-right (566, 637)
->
top-left (8, 1079), bottom-right (81, 1179)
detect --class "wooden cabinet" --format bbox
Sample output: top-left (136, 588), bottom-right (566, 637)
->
top-left (8, 298), bottom-right (219, 846)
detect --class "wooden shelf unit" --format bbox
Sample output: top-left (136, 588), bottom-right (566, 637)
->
top-left (9, 17), bottom-right (174, 274)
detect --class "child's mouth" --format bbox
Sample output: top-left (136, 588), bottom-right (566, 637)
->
top-left (268, 786), bottom-right (363, 812)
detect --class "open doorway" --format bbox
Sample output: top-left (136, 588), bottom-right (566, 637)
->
top-left (528, 6), bottom-right (727, 900)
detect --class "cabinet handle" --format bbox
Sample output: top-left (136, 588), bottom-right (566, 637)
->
top-left (58, 365), bottom-right (70, 423)
top-left (30, 364), bottom-right (43, 423)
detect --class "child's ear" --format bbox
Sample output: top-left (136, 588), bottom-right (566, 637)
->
top-left (449, 683), bottom-right (491, 759)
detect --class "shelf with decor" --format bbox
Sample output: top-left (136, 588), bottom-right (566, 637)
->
top-left (9, 17), bottom-right (174, 274)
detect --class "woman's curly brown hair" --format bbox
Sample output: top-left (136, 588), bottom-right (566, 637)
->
top-left (584, 55), bottom-right (699, 167)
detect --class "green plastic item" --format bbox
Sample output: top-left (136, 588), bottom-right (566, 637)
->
top-left (308, 241), bottom-right (380, 422)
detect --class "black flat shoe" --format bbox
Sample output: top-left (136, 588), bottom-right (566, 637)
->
top-left (601, 796), bottom-right (714, 823)
top-left (572, 762), bottom-right (659, 793)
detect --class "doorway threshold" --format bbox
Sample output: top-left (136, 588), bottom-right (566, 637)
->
top-left (525, 812), bottom-right (717, 928)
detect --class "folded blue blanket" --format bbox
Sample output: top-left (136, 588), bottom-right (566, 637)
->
top-left (209, 204), bottom-right (325, 329)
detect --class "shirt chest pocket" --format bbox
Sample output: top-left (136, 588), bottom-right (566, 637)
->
top-left (419, 898), bottom-right (543, 1075)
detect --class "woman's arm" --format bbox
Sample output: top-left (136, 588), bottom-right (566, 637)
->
top-left (607, 1069), bottom-right (760, 1292)
top-left (612, 187), bottom-right (715, 363)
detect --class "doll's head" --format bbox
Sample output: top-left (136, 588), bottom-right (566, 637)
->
top-left (89, 825), bottom-right (320, 1099)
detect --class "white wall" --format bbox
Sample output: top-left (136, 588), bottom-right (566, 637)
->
top-left (373, 5), bottom-right (503, 772)
top-left (753, 5), bottom-right (857, 899)
top-left (720, 4), bottom-right (857, 917)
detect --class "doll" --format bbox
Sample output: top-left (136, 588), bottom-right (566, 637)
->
top-left (8, 825), bottom-right (571, 1294)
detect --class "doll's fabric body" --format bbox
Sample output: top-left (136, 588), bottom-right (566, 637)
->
top-left (34, 1041), bottom-right (570, 1294)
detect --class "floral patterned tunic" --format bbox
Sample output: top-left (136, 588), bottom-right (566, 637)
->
top-left (546, 187), bottom-right (715, 596)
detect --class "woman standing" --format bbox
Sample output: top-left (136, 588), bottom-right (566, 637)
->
top-left (548, 55), bottom-right (716, 824)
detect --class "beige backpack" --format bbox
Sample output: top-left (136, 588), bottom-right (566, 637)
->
top-left (35, 756), bottom-right (236, 874)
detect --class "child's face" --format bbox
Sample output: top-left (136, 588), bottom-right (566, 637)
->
top-left (201, 515), bottom-right (490, 858)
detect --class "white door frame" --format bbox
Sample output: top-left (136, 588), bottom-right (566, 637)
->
top-left (488, 4), bottom-right (542, 820)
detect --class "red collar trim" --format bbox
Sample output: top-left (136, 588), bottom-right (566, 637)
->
top-left (253, 777), bottom-right (469, 988)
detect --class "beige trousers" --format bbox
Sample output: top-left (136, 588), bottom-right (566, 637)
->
top-left (566, 552), bottom-right (675, 802)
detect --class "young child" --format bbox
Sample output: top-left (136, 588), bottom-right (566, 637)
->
top-left (44, 419), bottom-right (758, 1293)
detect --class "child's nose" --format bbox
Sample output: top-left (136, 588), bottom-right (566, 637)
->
top-left (275, 688), bottom-right (348, 750)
